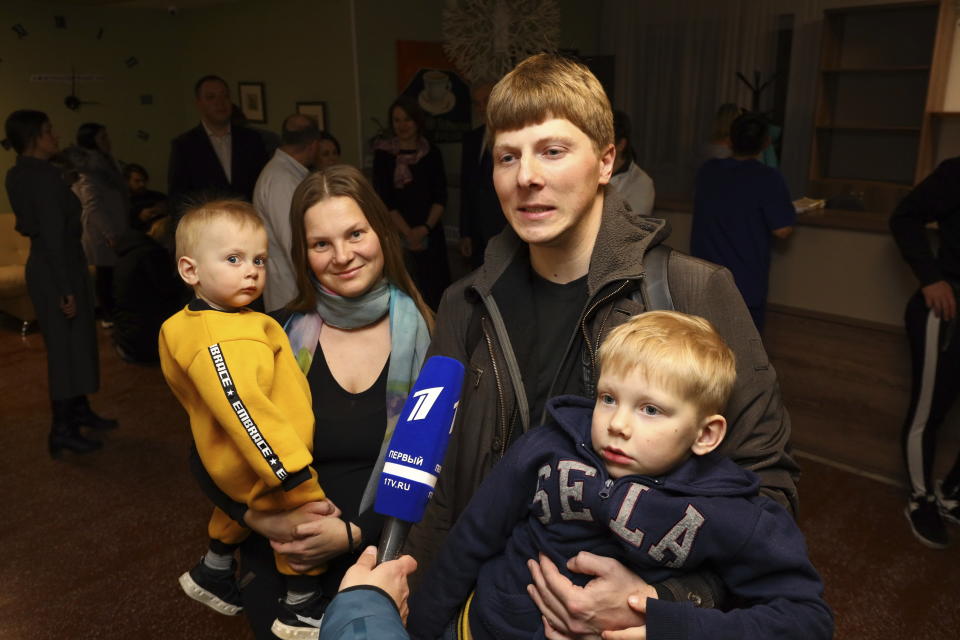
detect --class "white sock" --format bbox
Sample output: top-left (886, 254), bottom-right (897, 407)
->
top-left (285, 589), bottom-right (315, 605)
top-left (202, 550), bottom-right (234, 572)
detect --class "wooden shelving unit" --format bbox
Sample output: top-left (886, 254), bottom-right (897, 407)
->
top-left (807, 0), bottom-right (956, 224)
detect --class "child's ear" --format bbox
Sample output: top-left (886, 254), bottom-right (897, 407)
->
top-left (178, 256), bottom-right (199, 286)
top-left (691, 414), bottom-right (726, 456)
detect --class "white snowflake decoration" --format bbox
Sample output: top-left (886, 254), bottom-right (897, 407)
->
top-left (442, 0), bottom-right (561, 84)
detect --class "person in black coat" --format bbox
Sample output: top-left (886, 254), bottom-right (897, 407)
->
top-left (3, 110), bottom-right (117, 457)
top-left (458, 82), bottom-right (506, 269)
top-left (167, 75), bottom-right (268, 219)
top-left (124, 162), bottom-right (168, 232)
top-left (890, 156), bottom-right (960, 548)
top-left (373, 96), bottom-right (451, 310)
top-left (112, 217), bottom-right (186, 364)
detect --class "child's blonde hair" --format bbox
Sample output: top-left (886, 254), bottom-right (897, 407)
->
top-left (175, 199), bottom-right (264, 260)
top-left (486, 53), bottom-right (613, 154)
top-left (598, 311), bottom-right (737, 416)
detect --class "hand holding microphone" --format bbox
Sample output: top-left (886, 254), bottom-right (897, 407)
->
top-left (374, 356), bottom-right (465, 564)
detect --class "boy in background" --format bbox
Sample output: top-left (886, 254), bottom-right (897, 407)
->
top-left (691, 113), bottom-right (795, 332)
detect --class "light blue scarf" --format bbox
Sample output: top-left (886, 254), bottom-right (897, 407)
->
top-left (283, 280), bottom-right (430, 513)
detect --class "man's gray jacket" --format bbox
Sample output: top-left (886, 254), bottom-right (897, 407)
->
top-left (405, 189), bottom-right (799, 600)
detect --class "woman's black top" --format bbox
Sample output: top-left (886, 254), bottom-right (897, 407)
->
top-left (372, 144), bottom-right (447, 227)
top-left (309, 344), bottom-right (389, 545)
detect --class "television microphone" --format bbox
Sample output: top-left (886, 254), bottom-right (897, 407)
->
top-left (374, 355), bottom-right (464, 564)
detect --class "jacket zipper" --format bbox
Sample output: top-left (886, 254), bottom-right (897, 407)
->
top-left (481, 316), bottom-right (510, 459)
top-left (599, 479), bottom-right (614, 499)
top-left (581, 279), bottom-right (633, 378)
top-left (579, 442), bottom-right (664, 499)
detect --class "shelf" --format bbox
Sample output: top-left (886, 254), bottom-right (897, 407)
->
top-left (930, 111), bottom-right (960, 118)
top-left (796, 208), bottom-right (890, 234)
top-left (816, 125), bottom-right (920, 133)
top-left (812, 177), bottom-right (913, 189)
top-left (822, 66), bottom-right (930, 73)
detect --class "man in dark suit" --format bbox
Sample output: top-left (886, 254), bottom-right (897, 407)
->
top-left (458, 82), bottom-right (506, 269)
top-left (167, 75), bottom-right (269, 219)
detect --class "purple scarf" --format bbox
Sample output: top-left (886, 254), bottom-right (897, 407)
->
top-left (374, 136), bottom-right (430, 189)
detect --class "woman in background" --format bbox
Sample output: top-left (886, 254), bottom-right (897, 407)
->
top-left (373, 96), bottom-right (450, 310)
top-left (316, 131), bottom-right (342, 170)
top-left (4, 110), bottom-right (116, 457)
top-left (64, 122), bottom-right (129, 327)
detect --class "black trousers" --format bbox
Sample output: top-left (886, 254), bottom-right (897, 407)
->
top-left (900, 288), bottom-right (960, 496)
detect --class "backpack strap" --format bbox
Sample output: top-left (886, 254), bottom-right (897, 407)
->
top-left (634, 244), bottom-right (675, 311)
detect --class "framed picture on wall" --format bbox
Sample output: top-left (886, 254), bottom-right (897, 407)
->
top-left (238, 82), bottom-right (267, 123)
top-left (296, 101), bottom-right (327, 130)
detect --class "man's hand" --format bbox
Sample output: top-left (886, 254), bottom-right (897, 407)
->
top-left (339, 546), bottom-right (418, 623)
top-left (459, 237), bottom-right (473, 258)
top-left (921, 280), bottom-right (956, 321)
top-left (527, 552), bottom-right (654, 638)
top-left (601, 593), bottom-right (649, 640)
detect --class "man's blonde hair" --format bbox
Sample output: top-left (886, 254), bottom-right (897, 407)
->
top-left (598, 311), bottom-right (737, 416)
top-left (175, 199), bottom-right (264, 260)
top-left (486, 53), bottom-right (614, 154)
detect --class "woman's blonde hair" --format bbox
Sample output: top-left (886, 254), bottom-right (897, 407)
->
top-left (598, 311), bottom-right (737, 416)
top-left (175, 199), bottom-right (263, 260)
top-left (486, 53), bottom-right (613, 154)
top-left (286, 165), bottom-right (434, 331)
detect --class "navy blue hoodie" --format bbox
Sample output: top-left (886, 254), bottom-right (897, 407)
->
top-left (408, 396), bottom-right (832, 640)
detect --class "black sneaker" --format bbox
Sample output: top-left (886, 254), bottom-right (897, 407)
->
top-left (905, 494), bottom-right (949, 549)
top-left (937, 482), bottom-right (960, 526)
top-left (271, 591), bottom-right (332, 640)
top-left (178, 558), bottom-right (243, 616)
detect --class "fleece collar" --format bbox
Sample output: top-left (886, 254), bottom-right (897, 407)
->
top-left (471, 186), bottom-right (672, 300)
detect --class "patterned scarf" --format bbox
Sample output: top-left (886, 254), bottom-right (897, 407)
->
top-left (283, 280), bottom-right (430, 513)
top-left (373, 136), bottom-right (430, 189)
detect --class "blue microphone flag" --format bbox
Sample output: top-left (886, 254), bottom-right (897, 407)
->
top-left (374, 355), bottom-right (464, 523)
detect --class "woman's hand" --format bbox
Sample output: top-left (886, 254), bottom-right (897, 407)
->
top-left (527, 552), bottom-right (652, 638)
top-left (338, 546), bottom-right (418, 623)
top-left (243, 499), bottom-right (339, 543)
top-left (271, 516), bottom-right (362, 573)
top-left (59, 295), bottom-right (77, 319)
top-left (407, 225), bottom-right (429, 252)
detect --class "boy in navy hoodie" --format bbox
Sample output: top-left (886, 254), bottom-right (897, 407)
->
top-left (408, 311), bottom-right (831, 640)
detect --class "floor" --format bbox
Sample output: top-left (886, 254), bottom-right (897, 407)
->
top-left (0, 313), bottom-right (958, 639)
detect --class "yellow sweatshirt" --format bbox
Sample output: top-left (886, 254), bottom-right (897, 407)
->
top-left (159, 300), bottom-right (323, 509)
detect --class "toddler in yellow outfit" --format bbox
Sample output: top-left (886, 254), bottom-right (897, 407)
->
top-left (159, 200), bottom-right (335, 640)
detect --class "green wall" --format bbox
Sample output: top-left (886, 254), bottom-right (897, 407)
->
top-left (0, 1), bottom-right (182, 210)
top-left (1, 0), bottom-right (599, 214)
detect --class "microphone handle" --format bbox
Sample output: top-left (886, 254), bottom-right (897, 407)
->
top-left (377, 517), bottom-right (412, 565)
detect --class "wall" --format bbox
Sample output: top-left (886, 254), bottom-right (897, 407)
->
top-left (0, 1), bottom-right (183, 211)
top-left (1, 0), bottom-right (600, 224)
top-left (169, 0), bottom-right (359, 163)
top-left (352, 0), bottom-right (601, 228)
top-left (655, 207), bottom-right (919, 326)
top-left (758, 0), bottom-right (955, 326)
top-left (946, 11), bottom-right (960, 110)
top-left (606, 0), bottom-right (955, 327)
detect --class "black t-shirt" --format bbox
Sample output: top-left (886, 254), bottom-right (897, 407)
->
top-left (526, 272), bottom-right (589, 427)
